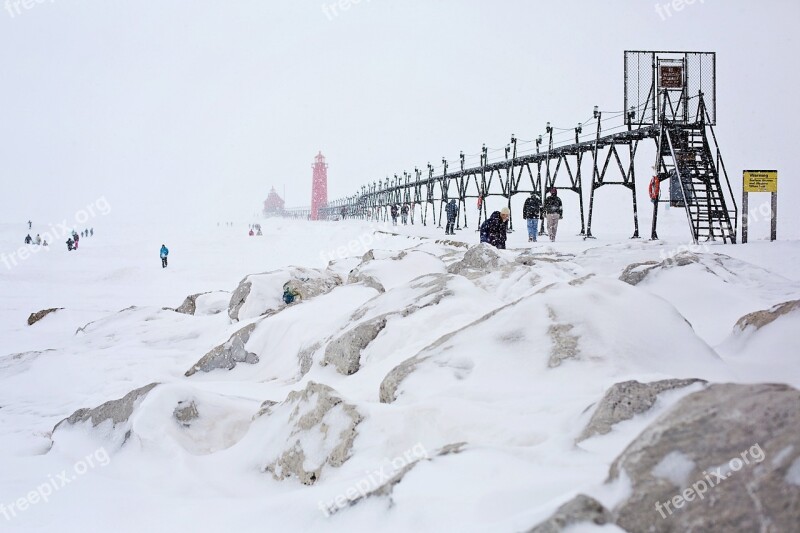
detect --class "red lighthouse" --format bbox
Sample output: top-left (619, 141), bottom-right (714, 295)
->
top-left (311, 151), bottom-right (328, 221)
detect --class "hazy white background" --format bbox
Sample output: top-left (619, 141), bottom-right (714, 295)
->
top-left (1, 0), bottom-right (797, 234)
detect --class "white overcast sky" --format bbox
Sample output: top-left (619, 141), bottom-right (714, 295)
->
top-left (1, 0), bottom-right (797, 228)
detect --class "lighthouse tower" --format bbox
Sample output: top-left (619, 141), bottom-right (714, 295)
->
top-left (311, 151), bottom-right (328, 221)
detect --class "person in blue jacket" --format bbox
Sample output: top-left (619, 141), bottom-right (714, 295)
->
top-left (160, 244), bottom-right (169, 268)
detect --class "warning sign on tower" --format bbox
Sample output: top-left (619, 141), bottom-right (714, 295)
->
top-left (659, 65), bottom-right (684, 89)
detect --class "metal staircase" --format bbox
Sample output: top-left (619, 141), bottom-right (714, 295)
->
top-left (656, 94), bottom-right (737, 244)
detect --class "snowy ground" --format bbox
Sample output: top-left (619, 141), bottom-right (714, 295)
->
top-left (1, 209), bottom-right (798, 532)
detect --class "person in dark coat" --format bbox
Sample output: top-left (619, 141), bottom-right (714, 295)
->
top-left (390, 204), bottom-right (399, 226)
top-left (400, 204), bottom-right (409, 225)
top-left (543, 188), bottom-right (563, 242)
top-left (66, 237), bottom-right (74, 251)
top-left (24, 234), bottom-right (32, 244)
top-left (522, 192), bottom-right (542, 242)
top-left (479, 207), bottom-right (509, 249)
top-left (445, 199), bottom-right (458, 235)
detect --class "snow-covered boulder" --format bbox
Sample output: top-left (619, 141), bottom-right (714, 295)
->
top-left (734, 299), bottom-right (800, 332)
top-left (234, 284), bottom-right (380, 383)
top-left (185, 322), bottom-right (259, 376)
top-left (380, 277), bottom-right (728, 405)
top-left (446, 243), bottom-right (509, 278)
top-left (717, 299), bottom-right (800, 385)
top-left (618, 252), bottom-right (704, 286)
top-left (608, 383), bottom-right (800, 532)
top-left (52, 383), bottom-right (257, 455)
top-left (52, 383), bottom-right (159, 446)
top-left (345, 249), bottom-right (447, 291)
top-left (27, 307), bottom-right (62, 325)
top-left (576, 378), bottom-right (705, 442)
top-left (228, 267), bottom-right (342, 321)
top-left (250, 381), bottom-right (362, 485)
top-left (525, 494), bottom-right (613, 533)
top-left (173, 290), bottom-right (230, 316)
top-left (323, 315), bottom-right (388, 375)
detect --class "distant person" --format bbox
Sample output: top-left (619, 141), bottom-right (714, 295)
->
top-left (390, 204), bottom-right (399, 226)
top-left (28, 220), bottom-right (32, 229)
top-left (523, 192), bottom-right (542, 243)
top-left (445, 199), bottom-right (458, 235)
top-left (35, 234), bottom-right (41, 245)
top-left (401, 204), bottom-right (409, 225)
top-left (72, 231), bottom-right (79, 250)
top-left (66, 237), bottom-right (74, 251)
top-left (42, 240), bottom-right (48, 247)
top-left (257, 227), bottom-right (263, 236)
top-left (24, 234), bottom-right (32, 244)
top-left (90, 228), bottom-right (94, 236)
top-left (341, 206), bottom-right (347, 220)
top-left (479, 207), bottom-right (509, 249)
top-left (544, 188), bottom-right (563, 242)
top-left (160, 244), bottom-right (169, 268)
top-left (248, 229), bottom-right (255, 236)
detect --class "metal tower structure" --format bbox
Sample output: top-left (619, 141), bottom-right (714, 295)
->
top-left (285, 51), bottom-right (735, 244)
top-left (311, 151), bottom-right (328, 221)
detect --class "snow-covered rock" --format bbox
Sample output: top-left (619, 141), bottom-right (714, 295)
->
top-left (52, 383), bottom-right (257, 455)
top-left (447, 243), bottom-right (509, 278)
top-left (577, 378), bottom-right (705, 442)
top-left (734, 298), bottom-right (800, 332)
top-left (250, 381), bottom-right (362, 485)
top-left (184, 322), bottom-right (259, 376)
top-left (27, 307), bottom-right (62, 325)
top-left (608, 383), bottom-right (800, 532)
top-left (381, 276), bottom-right (728, 405)
top-left (525, 494), bottom-right (613, 533)
top-left (323, 315), bottom-right (388, 375)
top-left (172, 290), bottom-right (230, 316)
top-left (228, 267), bottom-right (342, 321)
top-left (52, 383), bottom-right (159, 446)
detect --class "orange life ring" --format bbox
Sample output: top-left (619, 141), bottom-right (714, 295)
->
top-left (648, 176), bottom-right (660, 201)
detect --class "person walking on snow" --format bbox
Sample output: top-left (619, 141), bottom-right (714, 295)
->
top-left (24, 234), bottom-right (32, 244)
top-left (445, 199), bottom-right (458, 235)
top-left (544, 188), bottom-right (563, 242)
top-left (72, 231), bottom-right (79, 250)
top-left (28, 220), bottom-right (32, 229)
top-left (401, 204), bottom-right (409, 225)
top-left (160, 244), bottom-right (169, 268)
top-left (35, 234), bottom-right (41, 245)
top-left (66, 237), bottom-right (74, 251)
top-left (522, 192), bottom-right (542, 242)
top-left (479, 207), bottom-right (509, 249)
top-left (390, 204), bottom-right (399, 226)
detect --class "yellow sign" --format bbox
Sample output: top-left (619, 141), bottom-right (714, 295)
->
top-left (743, 170), bottom-right (778, 193)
